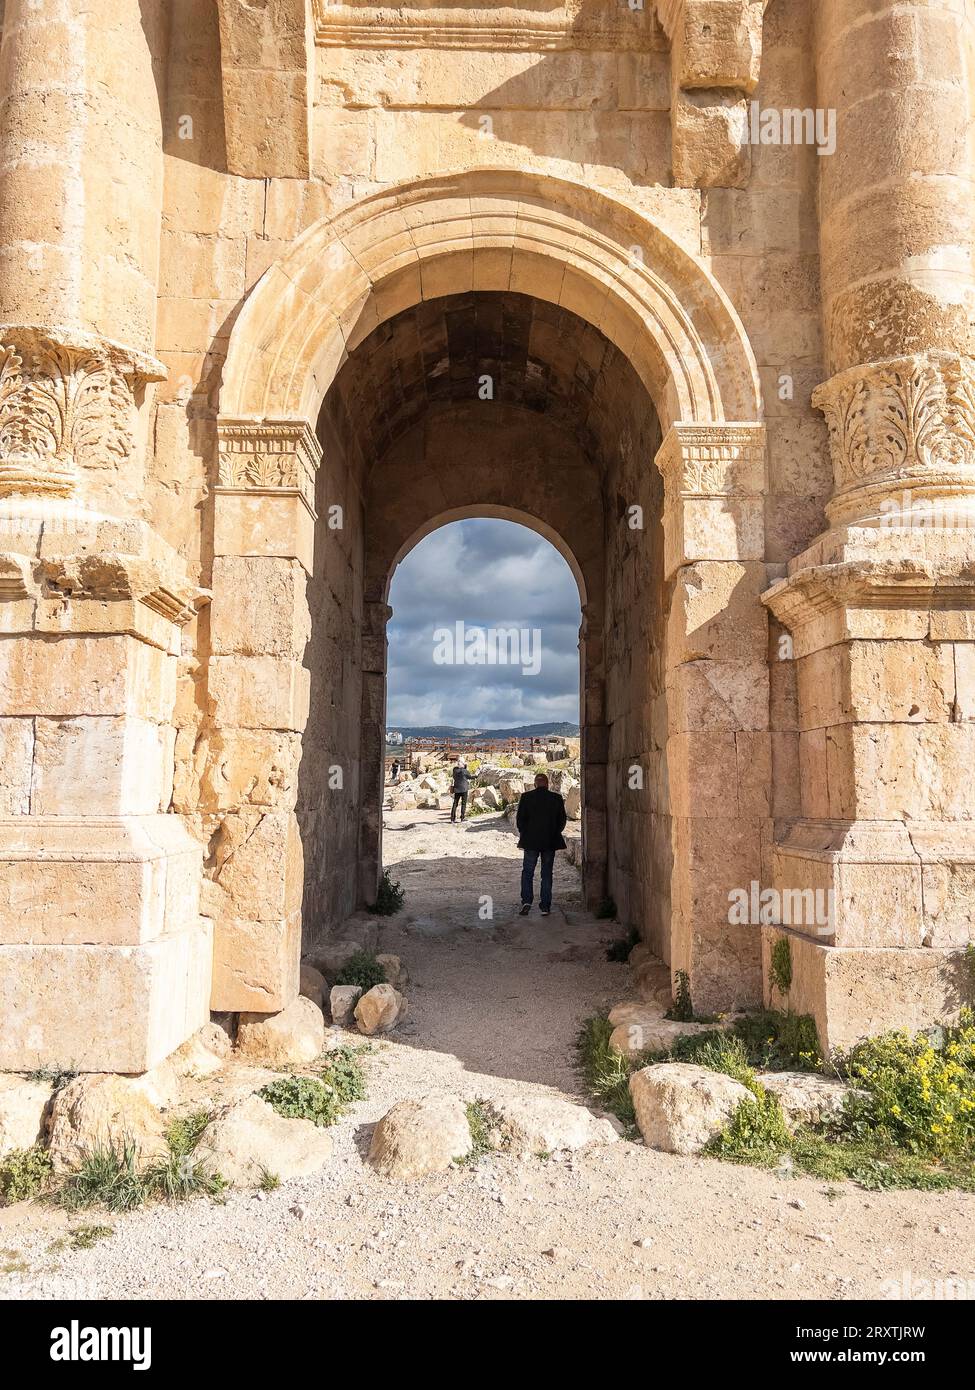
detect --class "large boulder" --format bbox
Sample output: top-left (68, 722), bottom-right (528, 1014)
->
top-left (237, 996), bottom-right (325, 1067)
top-left (329, 984), bottom-right (362, 1027)
top-left (200, 1095), bottom-right (332, 1187)
top-left (629, 1063), bottom-right (751, 1155)
top-left (354, 984), bottom-right (406, 1036)
top-left (492, 1096), bottom-right (619, 1156)
top-left (47, 1075), bottom-right (167, 1172)
top-left (474, 785), bottom-right (501, 811)
top-left (0, 1076), bottom-right (53, 1157)
top-left (563, 782), bottom-right (582, 820)
top-left (368, 1096), bottom-right (473, 1179)
top-left (476, 764), bottom-right (503, 787)
top-left (759, 1071), bottom-right (860, 1129)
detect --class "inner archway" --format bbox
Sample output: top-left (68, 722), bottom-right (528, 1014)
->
top-left (293, 287), bottom-right (672, 964)
top-left (209, 170), bottom-right (767, 1018)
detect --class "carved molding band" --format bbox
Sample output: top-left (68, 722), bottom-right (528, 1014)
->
top-left (813, 353), bottom-right (975, 525)
top-left (655, 422), bottom-right (766, 498)
top-left (0, 328), bottom-right (153, 500)
top-left (313, 1), bottom-right (663, 51)
top-left (216, 419), bottom-right (323, 513)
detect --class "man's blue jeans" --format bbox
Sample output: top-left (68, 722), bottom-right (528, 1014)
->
top-left (521, 849), bottom-right (556, 910)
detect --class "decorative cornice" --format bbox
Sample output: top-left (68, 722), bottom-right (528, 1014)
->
top-left (216, 418), bottom-right (322, 514)
top-left (813, 353), bottom-right (975, 526)
top-left (764, 559), bottom-right (975, 633)
top-left (312, 1), bottom-right (664, 51)
top-left (0, 327), bottom-right (165, 501)
top-left (655, 422), bottom-right (766, 497)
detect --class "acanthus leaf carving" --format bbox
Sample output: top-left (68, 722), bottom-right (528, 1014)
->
top-left (0, 330), bottom-right (136, 498)
top-left (813, 354), bottom-right (975, 509)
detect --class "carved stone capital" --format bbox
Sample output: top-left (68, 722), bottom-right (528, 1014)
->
top-left (216, 418), bottom-right (322, 516)
top-left (655, 422), bottom-right (766, 498)
top-left (0, 327), bottom-right (162, 501)
top-left (813, 353), bottom-right (975, 527)
top-left (655, 423), bottom-right (766, 578)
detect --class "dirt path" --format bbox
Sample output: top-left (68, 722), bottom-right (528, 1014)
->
top-left (3, 809), bottom-right (974, 1302)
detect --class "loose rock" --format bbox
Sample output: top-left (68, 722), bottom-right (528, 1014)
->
top-left (368, 1096), bottom-right (473, 1179)
top-left (46, 1075), bottom-right (168, 1172)
top-left (355, 983), bottom-right (406, 1036)
top-left (0, 1076), bottom-right (53, 1157)
top-left (237, 996), bottom-right (325, 1066)
top-left (199, 1094), bottom-right (332, 1187)
top-left (629, 1063), bottom-right (752, 1155)
top-left (329, 984), bottom-right (362, 1027)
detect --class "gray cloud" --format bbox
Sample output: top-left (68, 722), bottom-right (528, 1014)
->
top-left (386, 519), bottom-right (582, 729)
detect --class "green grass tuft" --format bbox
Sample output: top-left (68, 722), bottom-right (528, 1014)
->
top-left (258, 1075), bottom-right (342, 1128)
top-left (0, 1145), bottom-right (53, 1206)
top-left (369, 869), bottom-right (405, 916)
top-left (334, 950), bottom-right (387, 992)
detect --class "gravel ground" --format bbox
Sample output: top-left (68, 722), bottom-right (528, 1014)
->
top-left (2, 809), bottom-right (974, 1302)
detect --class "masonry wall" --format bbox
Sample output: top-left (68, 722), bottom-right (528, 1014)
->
top-left (603, 385), bottom-right (668, 958)
top-left (297, 414), bottom-right (366, 950)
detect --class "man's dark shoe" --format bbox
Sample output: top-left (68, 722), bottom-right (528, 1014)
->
top-left (519, 904), bottom-right (531, 916)
top-left (540, 908), bottom-right (550, 916)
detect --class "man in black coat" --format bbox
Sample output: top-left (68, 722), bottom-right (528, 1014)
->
top-left (450, 759), bottom-right (470, 822)
top-left (516, 772), bottom-right (567, 916)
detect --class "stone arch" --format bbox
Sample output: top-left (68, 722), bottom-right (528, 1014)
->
top-left (209, 169), bottom-right (770, 1020)
top-left (220, 167), bottom-right (762, 433)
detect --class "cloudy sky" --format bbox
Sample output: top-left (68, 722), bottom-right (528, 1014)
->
top-left (386, 519), bottom-right (582, 730)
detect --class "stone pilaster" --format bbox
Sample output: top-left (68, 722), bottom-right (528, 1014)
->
top-left (0, 538), bottom-right (211, 1072)
top-left (205, 418), bottom-right (320, 1012)
top-left (580, 605), bottom-right (608, 909)
top-left (657, 422), bottom-right (770, 1011)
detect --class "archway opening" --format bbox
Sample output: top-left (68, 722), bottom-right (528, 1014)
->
top-left (295, 287), bottom-right (673, 969)
top-left (382, 516), bottom-right (584, 911)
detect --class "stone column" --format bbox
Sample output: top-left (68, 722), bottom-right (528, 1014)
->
top-left (762, 1), bottom-right (975, 1050)
top-left (0, 3), bottom-right (213, 1073)
top-left (205, 419), bottom-right (318, 1013)
top-left (657, 423), bottom-right (770, 1012)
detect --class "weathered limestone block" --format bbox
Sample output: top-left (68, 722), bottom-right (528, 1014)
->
top-left (216, 0), bottom-right (312, 179)
top-left (759, 1071), bottom-right (860, 1130)
top-left (236, 995), bottom-right (326, 1066)
top-left (762, 926), bottom-right (969, 1055)
top-left (629, 1062), bottom-right (751, 1154)
top-left (210, 556), bottom-right (310, 659)
top-left (200, 1095), bottom-right (332, 1187)
top-left (491, 1096), bottom-right (620, 1156)
top-left (368, 1096), bottom-right (473, 1180)
top-left (0, 920), bottom-right (213, 1073)
top-left (0, 1076), bottom-right (53, 1157)
top-left (0, 815), bottom-right (202, 946)
top-left (46, 1074), bottom-right (168, 1172)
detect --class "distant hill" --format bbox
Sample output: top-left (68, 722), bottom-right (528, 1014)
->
top-left (389, 721), bottom-right (579, 741)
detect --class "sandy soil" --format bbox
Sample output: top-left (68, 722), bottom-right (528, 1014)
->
top-left (2, 808), bottom-right (974, 1302)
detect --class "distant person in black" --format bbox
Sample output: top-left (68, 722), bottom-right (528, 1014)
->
top-left (516, 772), bottom-right (566, 916)
top-left (389, 759), bottom-right (399, 782)
top-left (450, 760), bottom-right (470, 822)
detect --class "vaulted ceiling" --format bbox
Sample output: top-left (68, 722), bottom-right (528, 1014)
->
top-left (321, 291), bottom-right (655, 475)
